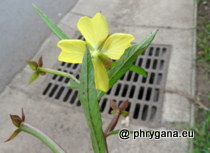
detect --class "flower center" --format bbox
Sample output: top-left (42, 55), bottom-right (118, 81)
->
top-left (91, 50), bottom-right (100, 58)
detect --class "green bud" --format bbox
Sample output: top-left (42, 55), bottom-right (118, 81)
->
top-left (111, 110), bottom-right (117, 115)
top-left (27, 61), bottom-right (38, 71)
top-left (121, 111), bottom-right (129, 117)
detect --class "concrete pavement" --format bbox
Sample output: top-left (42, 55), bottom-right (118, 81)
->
top-left (0, 0), bottom-right (196, 152)
top-left (0, 0), bottom-right (78, 93)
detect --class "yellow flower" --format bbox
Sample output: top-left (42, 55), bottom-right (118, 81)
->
top-left (57, 13), bottom-right (135, 92)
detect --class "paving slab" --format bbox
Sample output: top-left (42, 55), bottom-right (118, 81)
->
top-left (0, 0), bottom-right (196, 153)
top-left (71, 0), bottom-right (195, 29)
top-left (0, 87), bottom-right (190, 153)
top-left (0, 88), bottom-right (91, 153)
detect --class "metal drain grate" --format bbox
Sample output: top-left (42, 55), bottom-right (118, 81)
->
top-left (42, 43), bottom-right (171, 127)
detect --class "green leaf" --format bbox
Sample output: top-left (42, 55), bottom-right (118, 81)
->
top-left (79, 50), bottom-right (107, 153)
top-left (129, 65), bottom-right (147, 77)
top-left (33, 4), bottom-right (69, 40)
top-left (111, 62), bottom-right (147, 77)
top-left (29, 72), bottom-right (39, 84)
top-left (107, 130), bottom-right (120, 137)
top-left (107, 130), bottom-right (135, 137)
top-left (97, 30), bottom-right (157, 100)
top-left (66, 80), bottom-right (80, 89)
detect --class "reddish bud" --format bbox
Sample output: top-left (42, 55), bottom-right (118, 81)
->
top-left (119, 100), bottom-right (129, 111)
top-left (10, 115), bottom-right (22, 127)
top-left (21, 108), bottom-right (25, 122)
top-left (38, 56), bottom-right (43, 67)
top-left (110, 100), bottom-right (118, 110)
top-left (6, 109), bottom-right (26, 142)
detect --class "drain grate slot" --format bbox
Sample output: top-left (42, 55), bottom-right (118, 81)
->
top-left (42, 43), bottom-right (171, 127)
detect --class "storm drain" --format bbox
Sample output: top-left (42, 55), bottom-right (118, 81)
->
top-left (42, 44), bottom-right (171, 127)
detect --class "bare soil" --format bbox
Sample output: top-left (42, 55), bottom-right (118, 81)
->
top-left (196, 0), bottom-right (210, 110)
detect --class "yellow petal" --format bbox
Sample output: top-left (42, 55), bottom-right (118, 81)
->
top-left (102, 33), bottom-right (135, 60)
top-left (77, 13), bottom-right (108, 48)
top-left (57, 40), bottom-right (86, 63)
top-left (92, 58), bottom-right (109, 92)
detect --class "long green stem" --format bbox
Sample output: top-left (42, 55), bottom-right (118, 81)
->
top-left (38, 67), bottom-right (80, 84)
top-left (20, 123), bottom-right (66, 153)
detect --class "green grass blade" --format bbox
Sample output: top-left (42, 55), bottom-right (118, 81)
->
top-left (79, 50), bottom-right (107, 153)
top-left (33, 4), bottom-right (69, 40)
top-left (97, 30), bottom-right (157, 99)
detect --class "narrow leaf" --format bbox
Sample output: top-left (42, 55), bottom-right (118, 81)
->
top-left (79, 50), bottom-right (107, 153)
top-left (111, 62), bottom-right (147, 77)
top-left (33, 4), bottom-right (69, 40)
top-left (5, 129), bottom-right (21, 142)
top-left (29, 72), bottom-right (39, 84)
top-left (107, 129), bottom-right (120, 137)
top-left (97, 31), bottom-right (157, 99)
top-left (66, 80), bottom-right (80, 89)
top-left (107, 130), bottom-right (135, 137)
top-left (129, 65), bottom-right (147, 77)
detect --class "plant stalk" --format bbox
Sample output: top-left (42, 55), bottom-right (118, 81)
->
top-left (20, 122), bottom-right (66, 153)
top-left (104, 110), bottom-right (121, 137)
top-left (38, 67), bottom-right (80, 84)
